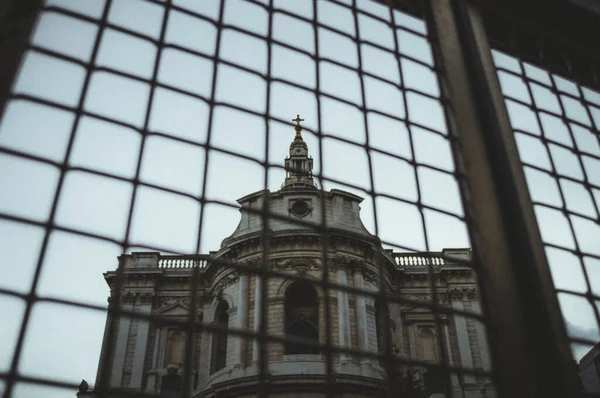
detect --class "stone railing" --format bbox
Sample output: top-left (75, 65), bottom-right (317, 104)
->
top-left (158, 255), bottom-right (210, 269)
top-left (392, 253), bottom-right (445, 268)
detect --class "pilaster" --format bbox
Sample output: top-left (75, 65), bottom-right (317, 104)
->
top-left (470, 299), bottom-right (491, 372)
top-left (110, 297), bottom-right (134, 387)
top-left (252, 274), bottom-right (263, 362)
top-left (197, 300), bottom-right (212, 387)
top-left (235, 273), bottom-right (249, 365)
top-left (443, 323), bottom-right (461, 391)
top-left (145, 326), bottom-right (161, 392)
top-left (129, 293), bottom-right (153, 388)
top-left (337, 267), bottom-right (351, 361)
top-left (450, 290), bottom-right (475, 384)
top-left (353, 269), bottom-right (369, 363)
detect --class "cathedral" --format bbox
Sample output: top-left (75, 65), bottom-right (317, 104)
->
top-left (79, 117), bottom-right (494, 398)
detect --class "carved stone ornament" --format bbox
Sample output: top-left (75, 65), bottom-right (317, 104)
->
top-left (212, 272), bottom-right (240, 295)
top-left (270, 257), bottom-right (319, 271)
top-left (297, 267), bottom-right (308, 275)
top-left (404, 294), bottom-right (431, 304)
top-left (362, 268), bottom-right (379, 285)
top-left (438, 293), bottom-right (450, 304)
top-left (156, 296), bottom-right (191, 309)
top-left (121, 291), bottom-right (136, 304)
top-left (332, 254), bottom-right (361, 271)
top-left (201, 294), bottom-right (214, 305)
top-left (221, 273), bottom-right (239, 288)
top-left (243, 258), bottom-right (261, 268)
top-left (466, 288), bottom-right (478, 300)
top-left (402, 293), bottom-right (450, 305)
top-left (449, 288), bottom-right (466, 301)
top-left (138, 291), bottom-right (153, 303)
top-left (449, 287), bottom-right (479, 301)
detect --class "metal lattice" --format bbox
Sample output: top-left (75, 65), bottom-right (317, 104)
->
top-left (483, 1), bottom-right (600, 387)
top-left (0, 0), bottom-right (597, 398)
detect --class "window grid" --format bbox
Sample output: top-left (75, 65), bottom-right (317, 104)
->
top-left (489, 20), bottom-right (600, 355)
top-left (0, 0), bottom-right (593, 397)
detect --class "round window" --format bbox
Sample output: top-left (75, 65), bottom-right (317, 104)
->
top-left (291, 200), bottom-right (309, 217)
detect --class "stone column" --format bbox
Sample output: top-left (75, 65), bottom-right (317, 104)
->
top-left (157, 326), bottom-right (168, 372)
top-left (235, 273), bottom-right (249, 365)
top-left (252, 274), bottom-right (263, 362)
top-left (94, 307), bottom-right (113, 386)
top-left (110, 299), bottom-right (134, 387)
top-left (408, 323), bottom-right (418, 359)
top-left (443, 323), bottom-right (461, 390)
top-left (337, 267), bottom-right (351, 361)
top-left (451, 292), bottom-right (475, 384)
top-left (470, 300), bottom-right (491, 372)
top-left (197, 301), bottom-right (212, 387)
top-left (145, 327), bottom-right (162, 392)
top-left (353, 269), bottom-right (369, 362)
top-left (129, 295), bottom-right (153, 388)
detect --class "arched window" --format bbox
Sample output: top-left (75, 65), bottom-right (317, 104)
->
top-left (211, 300), bottom-right (229, 373)
top-left (165, 330), bottom-right (185, 366)
top-left (284, 281), bottom-right (319, 355)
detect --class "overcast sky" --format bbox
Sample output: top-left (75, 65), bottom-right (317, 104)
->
top-left (0, 0), bottom-right (598, 397)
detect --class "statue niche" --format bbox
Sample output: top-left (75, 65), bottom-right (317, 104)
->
top-left (166, 330), bottom-right (185, 367)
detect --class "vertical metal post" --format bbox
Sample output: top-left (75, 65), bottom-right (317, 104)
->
top-left (427, 0), bottom-right (579, 397)
top-left (0, 0), bottom-right (43, 116)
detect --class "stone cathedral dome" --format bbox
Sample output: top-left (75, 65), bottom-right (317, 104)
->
top-left (202, 116), bottom-right (394, 396)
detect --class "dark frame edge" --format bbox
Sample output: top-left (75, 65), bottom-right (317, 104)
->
top-left (427, 0), bottom-right (580, 397)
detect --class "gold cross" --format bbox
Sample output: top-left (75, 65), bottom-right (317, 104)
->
top-left (292, 114), bottom-right (304, 127)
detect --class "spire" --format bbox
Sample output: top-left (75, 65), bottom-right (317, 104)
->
top-left (282, 114), bottom-right (317, 190)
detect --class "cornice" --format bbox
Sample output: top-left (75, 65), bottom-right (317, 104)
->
top-left (218, 229), bottom-right (383, 259)
top-left (398, 293), bottom-right (450, 306)
top-left (440, 268), bottom-right (473, 278)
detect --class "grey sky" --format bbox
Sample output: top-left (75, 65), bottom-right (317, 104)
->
top-left (0, 0), bottom-right (598, 397)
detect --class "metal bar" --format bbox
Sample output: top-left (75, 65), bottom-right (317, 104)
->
top-left (0, 0), bottom-right (44, 117)
top-left (1, 0), bottom-right (595, 397)
top-left (427, 0), bottom-right (580, 396)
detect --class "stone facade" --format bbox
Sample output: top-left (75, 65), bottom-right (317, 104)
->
top-left (79, 121), bottom-right (494, 398)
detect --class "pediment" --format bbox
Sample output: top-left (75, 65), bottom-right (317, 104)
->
top-left (157, 303), bottom-right (191, 316)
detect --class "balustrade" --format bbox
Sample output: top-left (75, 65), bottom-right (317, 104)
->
top-left (393, 254), bottom-right (445, 268)
top-left (157, 256), bottom-right (209, 269)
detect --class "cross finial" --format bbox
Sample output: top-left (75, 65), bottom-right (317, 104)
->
top-left (292, 114), bottom-right (304, 126)
top-left (292, 114), bottom-right (304, 137)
